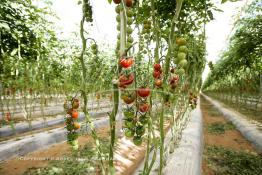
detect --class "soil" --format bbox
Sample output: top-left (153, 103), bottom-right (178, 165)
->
top-left (0, 120), bottom-right (171, 175)
top-left (200, 96), bottom-right (257, 175)
top-left (0, 126), bottom-right (110, 175)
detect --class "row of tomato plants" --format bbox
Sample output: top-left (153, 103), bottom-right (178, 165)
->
top-left (62, 0), bottom-right (208, 174)
top-left (202, 0), bottom-right (261, 98)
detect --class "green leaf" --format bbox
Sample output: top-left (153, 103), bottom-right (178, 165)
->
top-left (0, 22), bottom-right (10, 31)
top-left (10, 49), bottom-right (18, 56)
top-left (213, 7), bottom-right (224, 12)
top-left (108, 0), bottom-right (112, 4)
top-left (207, 10), bottom-right (214, 20)
top-left (222, 0), bottom-right (241, 3)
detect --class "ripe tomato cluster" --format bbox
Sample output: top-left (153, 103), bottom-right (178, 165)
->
top-left (64, 98), bottom-right (81, 150)
top-left (119, 57), bottom-right (133, 69)
top-left (153, 63), bottom-right (163, 88)
top-left (119, 57), bottom-right (134, 89)
top-left (119, 57), bottom-right (151, 146)
top-left (114, 0), bottom-right (151, 146)
top-left (189, 93), bottom-right (198, 109)
top-left (169, 70), bottom-right (180, 90)
top-left (122, 87), bottom-right (151, 146)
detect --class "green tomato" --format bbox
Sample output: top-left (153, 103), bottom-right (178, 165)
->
top-left (176, 38), bottom-right (187, 46)
top-left (124, 128), bottom-right (135, 138)
top-left (136, 125), bottom-right (145, 136)
top-left (176, 68), bottom-right (185, 75)
top-left (174, 57), bottom-right (180, 64)
top-left (91, 44), bottom-right (97, 50)
top-left (72, 144), bottom-right (79, 150)
top-left (127, 37), bottom-right (133, 43)
top-left (177, 52), bottom-right (187, 61)
top-left (115, 5), bottom-right (121, 14)
top-left (127, 27), bottom-right (133, 34)
top-left (127, 42), bottom-right (132, 48)
top-left (144, 35), bottom-right (149, 40)
top-left (139, 115), bottom-right (148, 124)
top-left (125, 120), bottom-right (135, 128)
top-left (71, 140), bottom-right (78, 146)
top-left (144, 24), bottom-right (150, 30)
top-left (123, 109), bottom-right (135, 118)
top-left (66, 124), bottom-right (73, 131)
top-left (127, 18), bottom-right (133, 25)
top-left (133, 136), bottom-right (143, 146)
top-left (126, 9), bottom-right (133, 17)
top-left (178, 59), bottom-right (188, 68)
top-left (178, 46), bottom-right (188, 53)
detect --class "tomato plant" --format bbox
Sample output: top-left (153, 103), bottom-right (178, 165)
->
top-left (64, 97), bottom-right (81, 150)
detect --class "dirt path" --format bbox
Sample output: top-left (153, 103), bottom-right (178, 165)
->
top-left (200, 97), bottom-right (261, 175)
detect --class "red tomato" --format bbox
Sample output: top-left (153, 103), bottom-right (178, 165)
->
top-left (139, 103), bottom-right (150, 113)
top-left (119, 73), bottom-right (134, 86)
top-left (125, 0), bottom-right (133, 7)
top-left (155, 79), bottom-right (162, 87)
top-left (153, 63), bottom-right (161, 71)
top-left (119, 74), bottom-right (128, 82)
top-left (137, 87), bottom-right (150, 97)
top-left (119, 57), bottom-right (133, 68)
top-left (153, 71), bottom-right (161, 78)
top-left (170, 75), bottom-right (179, 84)
top-left (170, 78), bottom-right (175, 84)
top-left (173, 75), bottom-right (179, 81)
top-left (71, 110), bottom-right (79, 119)
top-left (119, 84), bottom-right (127, 89)
top-left (113, 0), bottom-right (121, 4)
